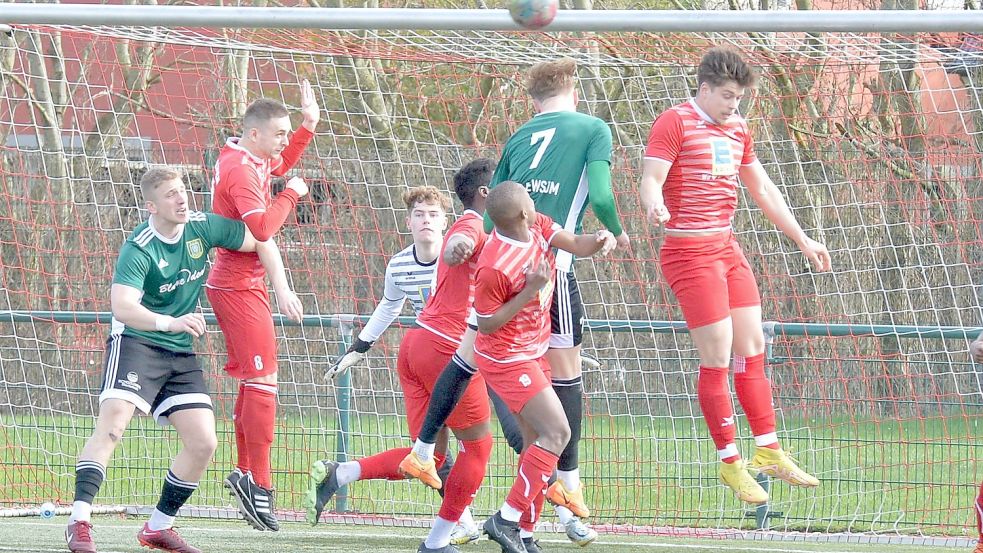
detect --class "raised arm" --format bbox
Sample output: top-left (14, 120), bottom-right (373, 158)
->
top-left (230, 169), bottom-right (309, 241)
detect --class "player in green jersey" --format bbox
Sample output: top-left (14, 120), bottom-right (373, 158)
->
top-left (490, 57), bottom-right (629, 541)
top-left (65, 167), bottom-right (284, 553)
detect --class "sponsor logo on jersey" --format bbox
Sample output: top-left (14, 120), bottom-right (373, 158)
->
top-left (709, 138), bottom-right (736, 176)
top-left (526, 179), bottom-right (560, 196)
top-left (159, 267), bottom-right (206, 294)
top-left (186, 238), bottom-right (204, 259)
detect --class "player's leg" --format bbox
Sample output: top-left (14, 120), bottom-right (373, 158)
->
top-left (661, 234), bottom-right (767, 504)
top-left (205, 287), bottom-right (249, 483)
top-left (483, 358), bottom-right (570, 553)
top-left (405, 325), bottom-right (480, 479)
top-left (421, 375), bottom-right (493, 552)
top-left (724, 238), bottom-right (818, 489)
top-left (136, 404), bottom-right (216, 553)
top-left (212, 287), bottom-right (282, 531)
top-left (545, 270), bottom-right (591, 517)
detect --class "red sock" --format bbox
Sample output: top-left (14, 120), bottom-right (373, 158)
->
top-left (519, 482), bottom-right (547, 533)
top-left (438, 435), bottom-right (493, 522)
top-left (698, 366), bottom-right (739, 462)
top-left (240, 382), bottom-right (277, 489)
top-left (506, 445), bottom-right (558, 514)
top-left (357, 447), bottom-right (412, 481)
top-left (976, 480), bottom-right (983, 539)
top-left (233, 382), bottom-right (249, 474)
top-left (733, 353), bottom-right (779, 449)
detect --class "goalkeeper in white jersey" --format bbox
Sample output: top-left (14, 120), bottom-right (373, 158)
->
top-left (306, 185), bottom-right (479, 540)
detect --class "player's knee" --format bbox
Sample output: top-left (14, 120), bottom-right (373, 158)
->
top-left (538, 420), bottom-right (570, 453)
top-left (186, 431), bottom-right (218, 463)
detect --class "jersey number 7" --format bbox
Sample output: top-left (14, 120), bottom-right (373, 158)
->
top-left (529, 128), bottom-right (556, 170)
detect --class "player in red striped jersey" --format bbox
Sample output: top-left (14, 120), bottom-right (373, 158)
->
top-left (475, 181), bottom-right (616, 553)
top-left (206, 81), bottom-right (319, 531)
top-left (640, 47), bottom-right (831, 505)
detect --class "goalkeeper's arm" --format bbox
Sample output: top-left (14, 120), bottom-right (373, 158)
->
top-left (326, 294), bottom-right (405, 379)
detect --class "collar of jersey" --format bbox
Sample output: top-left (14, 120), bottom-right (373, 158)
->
top-left (225, 137), bottom-right (266, 165)
top-left (492, 230), bottom-right (532, 249)
top-left (411, 244), bottom-right (439, 266)
top-left (148, 216), bottom-right (183, 245)
top-left (462, 209), bottom-right (481, 218)
top-left (688, 99), bottom-right (724, 126)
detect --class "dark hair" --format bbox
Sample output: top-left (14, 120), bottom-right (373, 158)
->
top-left (242, 98), bottom-right (289, 130)
top-left (453, 158), bottom-right (496, 208)
top-left (697, 47), bottom-right (757, 89)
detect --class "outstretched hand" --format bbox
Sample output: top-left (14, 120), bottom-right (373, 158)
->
top-left (300, 79), bottom-right (320, 130)
top-left (799, 237), bottom-right (832, 272)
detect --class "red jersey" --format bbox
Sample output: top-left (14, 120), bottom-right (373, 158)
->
top-left (473, 213), bottom-right (560, 364)
top-left (644, 100), bottom-right (756, 231)
top-left (417, 210), bottom-right (488, 345)
top-left (207, 126), bottom-right (314, 290)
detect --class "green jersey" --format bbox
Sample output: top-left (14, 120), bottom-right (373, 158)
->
top-left (112, 211), bottom-right (246, 352)
top-left (491, 110), bottom-right (613, 271)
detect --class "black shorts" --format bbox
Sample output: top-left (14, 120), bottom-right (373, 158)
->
top-left (550, 270), bottom-right (584, 348)
top-left (98, 334), bottom-right (212, 425)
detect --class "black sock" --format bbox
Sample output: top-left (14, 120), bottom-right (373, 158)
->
top-left (488, 385), bottom-right (524, 455)
top-left (156, 470), bottom-right (198, 516)
top-left (73, 461), bottom-right (106, 504)
top-left (418, 354), bottom-right (475, 444)
top-left (553, 376), bottom-right (583, 472)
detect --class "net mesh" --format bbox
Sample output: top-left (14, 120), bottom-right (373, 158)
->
top-left (2, 14), bottom-right (983, 536)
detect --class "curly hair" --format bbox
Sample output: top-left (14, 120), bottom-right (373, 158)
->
top-left (402, 185), bottom-right (451, 212)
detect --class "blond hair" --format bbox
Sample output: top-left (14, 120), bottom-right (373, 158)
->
top-left (526, 57), bottom-right (577, 101)
top-left (402, 185), bottom-right (451, 212)
top-left (140, 167), bottom-right (182, 201)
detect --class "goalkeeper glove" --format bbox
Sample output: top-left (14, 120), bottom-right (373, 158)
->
top-left (325, 336), bottom-right (373, 380)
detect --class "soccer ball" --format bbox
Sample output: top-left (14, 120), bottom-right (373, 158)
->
top-left (508, 0), bottom-right (559, 30)
top-left (39, 502), bottom-right (56, 519)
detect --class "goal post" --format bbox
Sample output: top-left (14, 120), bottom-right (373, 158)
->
top-left (2, 6), bottom-right (983, 541)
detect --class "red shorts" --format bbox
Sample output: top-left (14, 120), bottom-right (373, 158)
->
top-left (475, 355), bottom-right (552, 414)
top-left (205, 286), bottom-right (278, 379)
top-left (398, 328), bottom-right (490, 440)
top-left (659, 231), bottom-right (761, 329)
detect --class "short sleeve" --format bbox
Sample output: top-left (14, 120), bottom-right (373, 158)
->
top-left (450, 218), bottom-right (485, 249)
top-left (113, 242), bottom-right (152, 291)
top-left (534, 213), bottom-right (561, 245)
top-left (203, 212), bottom-right (246, 251)
top-left (740, 119), bottom-right (757, 166)
top-left (586, 118), bottom-right (613, 164)
top-left (473, 266), bottom-right (512, 317)
top-left (645, 110), bottom-right (684, 163)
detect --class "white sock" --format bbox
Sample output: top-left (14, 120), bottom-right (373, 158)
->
top-left (500, 502), bottom-right (522, 522)
top-left (335, 461), bottom-right (361, 486)
top-left (424, 516), bottom-right (456, 549)
top-left (557, 469), bottom-right (580, 491)
top-left (413, 439), bottom-right (436, 463)
top-left (520, 529), bottom-right (534, 539)
top-left (458, 507), bottom-right (475, 528)
top-left (555, 504), bottom-right (575, 524)
top-left (147, 509), bottom-right (175, 531)
top-left (69, 501), bottom-right (92, 524)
